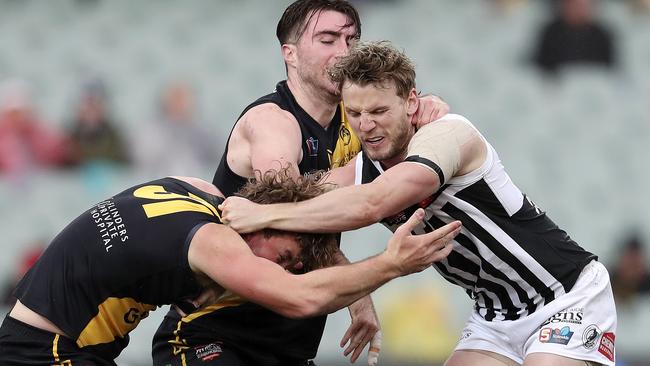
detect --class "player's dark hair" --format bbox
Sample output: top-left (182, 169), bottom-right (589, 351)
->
top-left (276, 0), bottom-right (361, 45)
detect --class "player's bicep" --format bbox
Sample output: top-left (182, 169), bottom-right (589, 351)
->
top-left (245, 105), bottom-right (303, 175)
top-left (371, 162), bottom-right (442, 217)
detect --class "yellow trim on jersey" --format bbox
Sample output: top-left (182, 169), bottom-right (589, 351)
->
top-left (329, 101), bottom-right (362, 168)
top-left (133, 185), bottom-right (221, 220)
top-left (52, 335), bottom-right (73, 365)
top-left (76, 297), bottom-right (156, 348)
top-left (180, 294), bottom-right (245, 322)
top-left (52, 334), bottom-right (60, 362)
top-left (169, 291), bottom-right (246, 357)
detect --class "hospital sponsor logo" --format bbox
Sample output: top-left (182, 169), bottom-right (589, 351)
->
top-left (195, 343), bottom-right (222, 362)
top-left (582, 324), bottom-right (602, 349)
top-left (598, 332), bottom-right (615, 362)
top-left (539, 326), bottom-right (574, 345)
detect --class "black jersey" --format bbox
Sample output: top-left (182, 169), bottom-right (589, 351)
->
top-left (156, 81), bottom-right (361, 361)
top-left (13, 177), bottom-right (224, 360)
top-left (213, 80), bottom-right (360, 196)
top-left (355, 115), bottom-right (597, 321)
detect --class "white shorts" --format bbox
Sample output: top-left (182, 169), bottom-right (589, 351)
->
top-left (455, 260), bottom-right (617, 365)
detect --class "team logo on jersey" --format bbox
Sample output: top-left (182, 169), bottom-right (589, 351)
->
top-left (539, 326), bottom-right (574, 345)
top-left (598, 332), bottom-right (615, 361)
top-left (195, 342), bottom-right (223, 362)
top-left (541, 307), bottom-right (584, 326)
top-left (306, 137), bottom-right (319, 157)
top-left (582, 324), bottom-right (602, 349)
top-left (339, 125), bottom-right (351, 145)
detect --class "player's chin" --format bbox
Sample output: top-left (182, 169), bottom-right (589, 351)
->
top-left (323, 80), bottom-right (341, 96)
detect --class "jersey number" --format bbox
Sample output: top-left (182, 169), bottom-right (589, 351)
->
top-left (133, 185), bottom-right (220, 219)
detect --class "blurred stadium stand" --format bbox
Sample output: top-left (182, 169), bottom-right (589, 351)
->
top-left (0, 0), bottom-right (648, 365)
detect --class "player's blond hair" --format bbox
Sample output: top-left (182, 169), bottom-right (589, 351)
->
top-left (329, 40), bottom-right (416, 99)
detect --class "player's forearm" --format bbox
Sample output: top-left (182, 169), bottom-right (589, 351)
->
top-left (266, 183), bottom-right (384, 233)
top-left (290, 253), bottom-right (400, 317)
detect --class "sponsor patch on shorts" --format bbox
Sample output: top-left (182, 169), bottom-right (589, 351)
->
top-left (541, 307), bottom-right (584, 327)
top-left (539, 326), bottom-right (574, 345)
top-left (582, 324), bottom-right (602, 349)
top-left (195, 342), bottom-right (222, 362)
top-left (598, 332), bottom-right (615, 361)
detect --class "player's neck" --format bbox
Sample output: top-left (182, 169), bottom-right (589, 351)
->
top-left (286, 78), bottom-right (339, 129)
top-left (380, 150), bottom-right (408, 170)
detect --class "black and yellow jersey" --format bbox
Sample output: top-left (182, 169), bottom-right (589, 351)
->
top-left (213, 80), bottom-right (360, 196)
top-left (13, 177), bottom-right (224, 360)
top-left (153, 81), bottom-right (362, 362)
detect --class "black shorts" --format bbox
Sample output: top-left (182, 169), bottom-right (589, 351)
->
top-left (152, 314), bottom-right (314, 366)
top-left (0, 315), bottom-right (115, 366)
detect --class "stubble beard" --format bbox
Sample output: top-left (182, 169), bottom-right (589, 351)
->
top-left (298, 65), bottom-right (341, 105)
top-left (365, 120), bottom-right (413, 164)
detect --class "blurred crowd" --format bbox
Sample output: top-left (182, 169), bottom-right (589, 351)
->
top-left (0, 77), bottom-right (220, 182)
top-left (1, 1), bottom-right (650, 363)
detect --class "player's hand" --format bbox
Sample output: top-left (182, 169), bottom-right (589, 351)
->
top-left (219, 196), bottom-right (266, 233)
top-left (385, 209), bottom-right (460, 276)
top-left (411, 94), bottom-right (449, 129)
top-left (341, 296), bottom-right (381, 364)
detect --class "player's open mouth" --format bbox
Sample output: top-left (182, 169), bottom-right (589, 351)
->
top-left (365, 136), bottom-right (384, 146)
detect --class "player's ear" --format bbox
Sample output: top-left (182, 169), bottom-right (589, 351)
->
top-left (281, 44), bottom-right (297, 68)
top-left (406, 88), bottom-right (418, 116)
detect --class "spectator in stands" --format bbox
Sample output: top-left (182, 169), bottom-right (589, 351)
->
top-left (133, 80), bottom-right (221, 178)
top-left (0, 79), bottom-right (74, 177)
top-left (609, 233), bottom-right (650, 307)
top-left (66, 78), bottom-right (130, 166)
top-left (532, 0), bottom-right (617, 74)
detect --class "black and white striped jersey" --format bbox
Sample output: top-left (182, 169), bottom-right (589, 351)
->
top-left (354, 115), bottom-right (596, 321)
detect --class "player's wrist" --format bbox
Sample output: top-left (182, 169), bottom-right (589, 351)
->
top-left (374, 252), bottom-right (402, 279)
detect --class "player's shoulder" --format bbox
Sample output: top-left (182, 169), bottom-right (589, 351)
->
top-left (414, 113), bottom-right (477, 137)
top-left (239, 102), bottom-right (298, 129)
top-left (429, 113), bottom-right (474, 127)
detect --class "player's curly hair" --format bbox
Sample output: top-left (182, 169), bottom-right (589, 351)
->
top-left (235, 166), bottom-right (340, 273)
top-left (329, 40), bottom-right (416, 99)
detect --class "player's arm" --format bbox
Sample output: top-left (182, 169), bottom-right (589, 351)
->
top-left (323, 153), bottom-right (358, 187)
top-left (231, 103), bottom-right (304, 176)
top-left (266, 162), bottom-right (440, 232)
top-left (221, 116), bottom-right (485, 233)
top-left (188, 210), bottom-right (459, 319)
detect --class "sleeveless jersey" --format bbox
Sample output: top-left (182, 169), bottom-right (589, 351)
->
top-left (13, 177), bottom-right (224, 360)
top-left (355, 115), bottom-right (596, 322)
top-left (213, 80), bottom-right (360, 196)
top-left (161, 80), bottom-right (361, 360)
